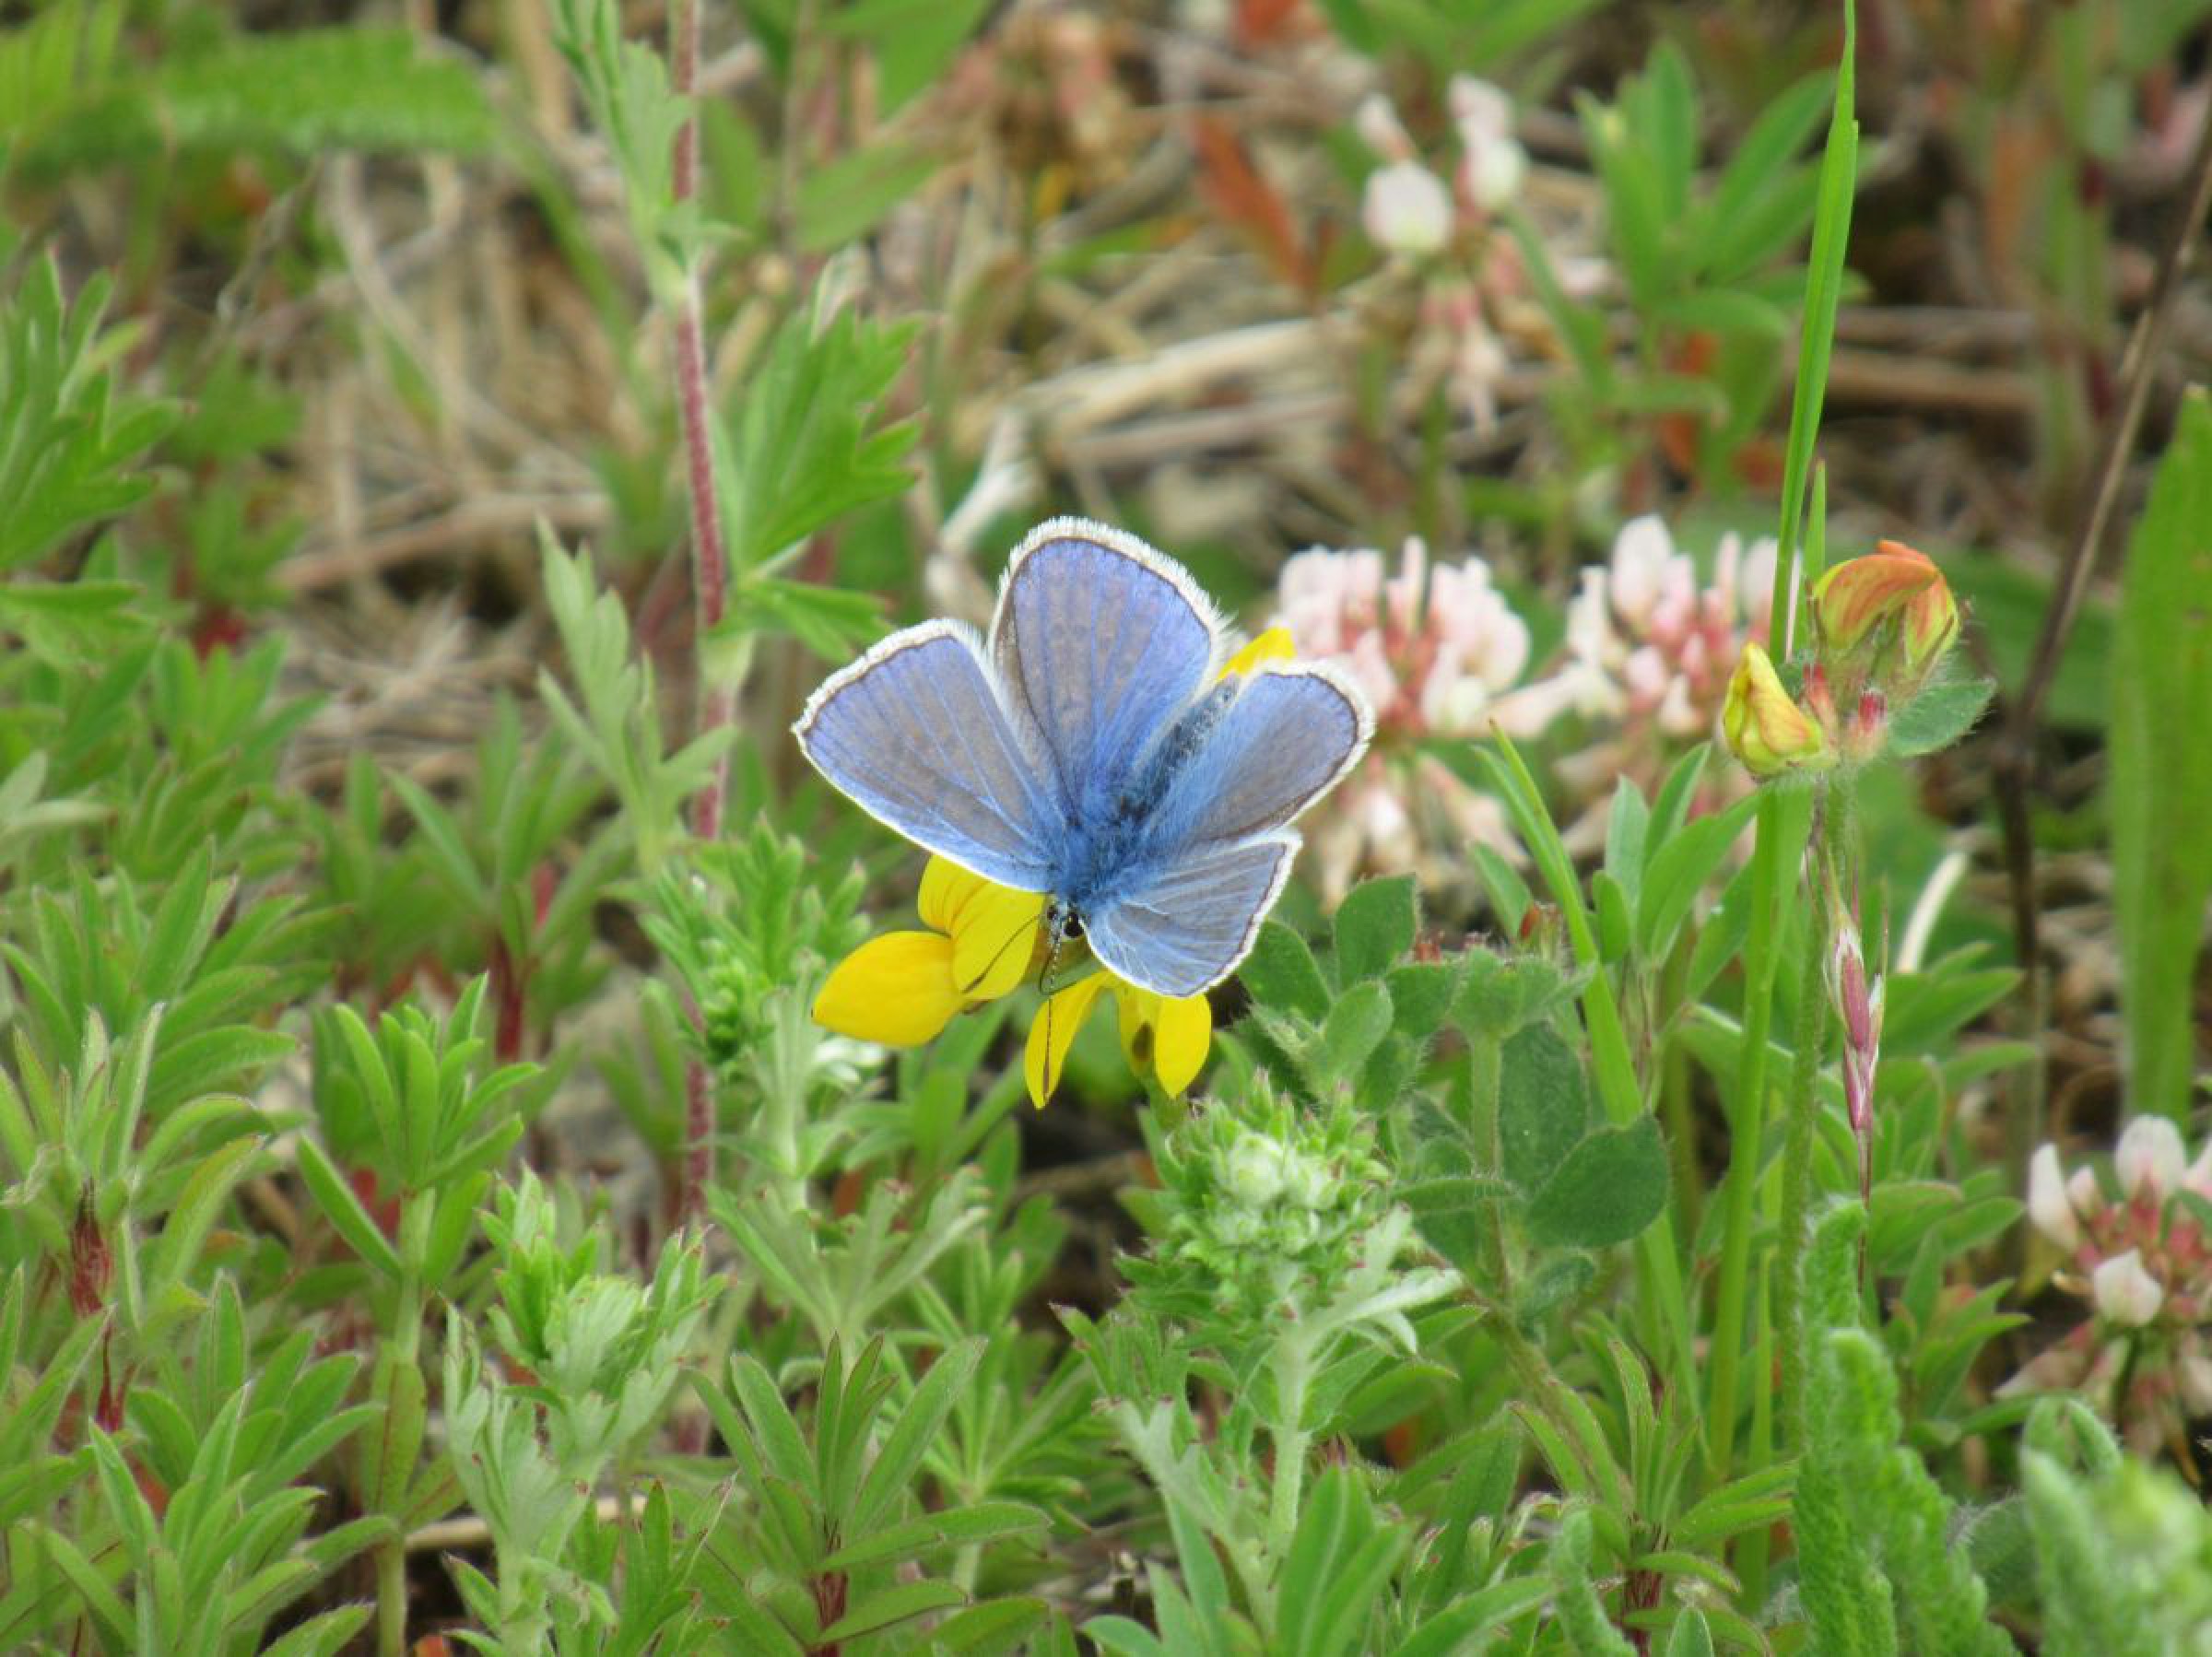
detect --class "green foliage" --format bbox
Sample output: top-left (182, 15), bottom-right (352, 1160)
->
top-left (689, 1336), bottom-right (1049, 1651)
top-left (0, 0), bottom-right (2193, 1650)
top-left (0, 261), bottom-right (175, 582)
top-left (9, 25), bottom-right (495, 178)
top-left (2108, 386), bottom-right (2212, 1120)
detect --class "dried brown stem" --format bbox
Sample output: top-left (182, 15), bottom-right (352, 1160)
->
top-left (1993, 101), bottom-right (2212, 1157)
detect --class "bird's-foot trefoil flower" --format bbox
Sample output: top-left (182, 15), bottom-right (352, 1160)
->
top-left (1722, 642), bottom-right (1833, 777)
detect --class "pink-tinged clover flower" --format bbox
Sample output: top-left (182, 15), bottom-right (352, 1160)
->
top-left (2007, 1122), bottom-right (2212, 1461)
top-left (1273, 537), bottom-right (1532, 899)
top-left (1500, 516), bottom-right (1777, 835)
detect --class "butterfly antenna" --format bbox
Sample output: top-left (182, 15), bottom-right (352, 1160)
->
top-left (1035, 920), bottom-right (1069, 1103)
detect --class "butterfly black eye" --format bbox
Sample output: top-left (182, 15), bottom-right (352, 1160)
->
top-left (1062, 913), bottom-right (1086, 941)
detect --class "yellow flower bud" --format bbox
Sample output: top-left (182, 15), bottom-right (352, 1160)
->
top-left (1722, 643), bottom-right (1833, 778)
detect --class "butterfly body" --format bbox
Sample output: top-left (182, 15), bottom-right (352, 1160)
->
top-left (794, 519), bottom-right (1373, 999)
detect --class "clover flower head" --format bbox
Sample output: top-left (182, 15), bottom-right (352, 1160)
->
top-left (2007, 1123), bottom-right (2212, 1461)
top-left (1273, 538), bottom-right (1531, 898)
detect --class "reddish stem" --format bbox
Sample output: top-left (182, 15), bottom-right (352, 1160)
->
top-left (668, 0), bottom-right (730, 1228)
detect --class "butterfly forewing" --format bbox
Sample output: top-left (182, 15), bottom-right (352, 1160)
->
top-left (793, 621), bottom-right (1056, 892)
top-left (992, 522), bottom-right (1219, 815)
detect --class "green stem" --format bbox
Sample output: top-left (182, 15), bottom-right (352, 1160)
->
top-left (374, 1270), bottom-right (426, 1657)
top-left (1738, 1261), bottom-right (1776, 1612)
top-left (1466, 1033), bottom-right (1509, 1287)
top-left (1773, 820), bottom-right (1835, 1439)
top-left (1705, 786), bottom-right (1807, 1477)
top-left (1266, 1335), bottom-right (1312, 1577)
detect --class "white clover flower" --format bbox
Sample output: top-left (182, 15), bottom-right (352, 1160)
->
top-left (1355, 92), bottom-right (1415, 163)
top-left (2028, 1143), bottom-right (2080, 1250)
top-left (2093, 1249), bottom-right (2166, 1328)
top-left (2116, 1116), bottom-right (2187, 1201)
top-left (2185, 1138), bottom-right (2212, 1201)
top-left (2067, 1165), bottom-right (2107, 1220)
top-left (1363, 160), bottom-right (1453, 254)
top-left (2182, 1352), bottom-right (2212, 1416)
top-left (1445, 76), bottom-right (1524, 212)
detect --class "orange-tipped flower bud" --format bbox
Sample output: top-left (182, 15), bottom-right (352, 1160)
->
top-left (1811, 541), bottom-right (1959, 696)
top-left (1723, 642), bottom-right (1833, 778)
top-left (1812, 542), bottom-right (1938, 648)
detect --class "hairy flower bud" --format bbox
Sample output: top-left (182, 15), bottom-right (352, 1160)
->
top-left (1722, 642), bottom-right (1832, 777)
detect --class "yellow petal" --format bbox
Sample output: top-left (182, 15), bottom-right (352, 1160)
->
top-left (1024, 974), bottom-right (1112, 1108)
top-left (950, 883), bottom-right (1047, 1002)
top-left (1222, 626), bottom-right (1297, 679)
top-left (1116, 986), bottom-right (1213, 1096)
top-left (917, 856), bottom-right (981, 934)
top-left (1151, 994), bottom-right (1213, 1095)
top-left (813, 932), bottom-right (963, 1046)
top-left (917, 856), bottom-right (1046, 1001)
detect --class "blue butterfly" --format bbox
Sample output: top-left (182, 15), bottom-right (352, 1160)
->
top-left (794, 518), bottom-right (1374, 1000)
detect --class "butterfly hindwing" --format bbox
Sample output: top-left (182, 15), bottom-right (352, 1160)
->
top-left (992, 520), bottom-right (1219, 815)
top-left (794, 620), bottom-right (1055, 892)
top-left (1086, 834), bottom-right (1299, 999)
top-left (1157, 661), bottom-right (1373, 847)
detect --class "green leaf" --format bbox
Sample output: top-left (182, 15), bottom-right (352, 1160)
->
top-left (1239, 918), bottom-right (1331, 1020)
top-left (928, 1597), bottom-right (1053, 1654)
top-left (1665, 1608), bottom-right (1716, 1657)
top-left (1317, 981), bottom-right (1394, 1087)
top-left (2109, 387), bottom-right (2212, 1119)
top-left (1281, 1466), bottom-right (1406, 1657)
top-left (818, 1499), bottom-right (1045, 1572)
top-left (718, 305), bottom-right (918, 574)
top-left (818, 1579), bottom-right (968, 1641)
top-left (1602, 777), bottom-right (1648, 916)
top-left (794, 141), bottom-right (941, 253)
top-left (1334, 876), bottom-right (1418, 982)
top-left (1513, 1249), bottom-right (1596, 1323)
top-left (848, 1340), bottom-right (980, 1538)
top-left (1498, 1024), bottom-right (1591, 1191)
top-left (1526, 1117), bottom-right (1669, 1250)
top-left (1888, 676), bottom-right (1994, 758)
top-left (1636, 789), bottom-right (1759, 963)
top-left (295, 1134), bottom-right (402, 1275)
top-left (20, 28), bottom-right (496, 171)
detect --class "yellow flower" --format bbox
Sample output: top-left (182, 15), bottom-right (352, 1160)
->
top-left (818, 855), bottom-right (1215, 1107)
top-left (1722, 641), bottom-right (1834, 778)
top-left (813, 859), bottom-right (1044, 1047)
top-left (813, 629), bottom-right (1293, 1106)
top-left (1024, 971), bottom-right (1212, 1108)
